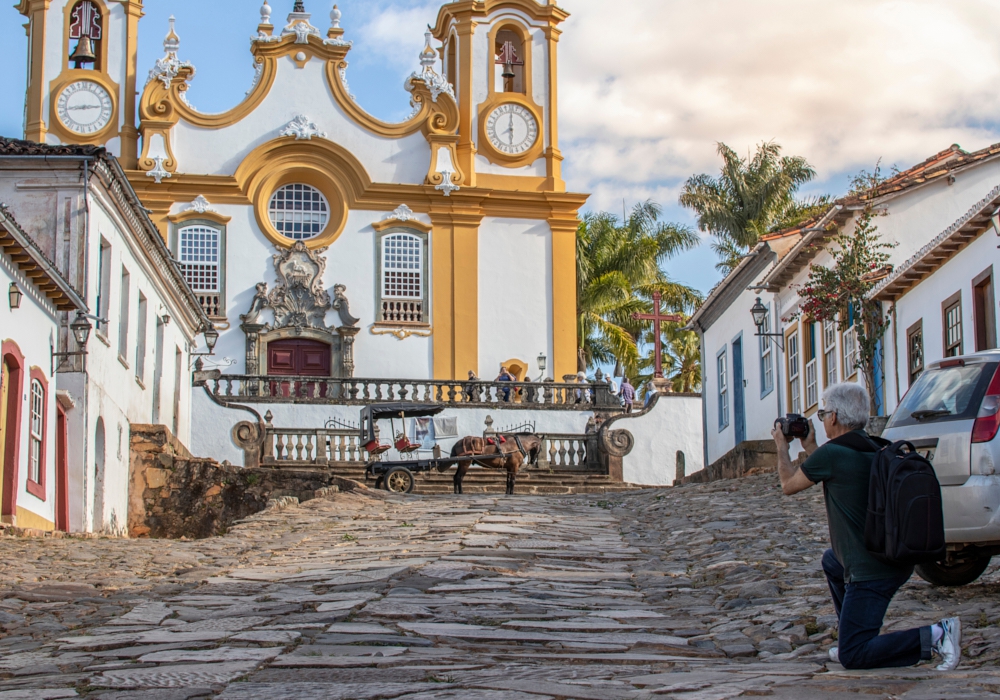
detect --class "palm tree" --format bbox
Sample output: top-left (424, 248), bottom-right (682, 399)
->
top-left (634, 316), bottom-right (702, 395)
top-left (576, 201), bottom-right (701, 378)
top-left (680, 141), bottom-right (820, 273)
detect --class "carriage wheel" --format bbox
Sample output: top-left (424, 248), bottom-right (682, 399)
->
top-left (384, 467), bottom-right (415, 494)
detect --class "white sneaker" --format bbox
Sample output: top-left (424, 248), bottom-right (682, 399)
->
top-left (933, 617), bottom-right (961, 671)
top-left (828, 647), bottom-right (839, 663)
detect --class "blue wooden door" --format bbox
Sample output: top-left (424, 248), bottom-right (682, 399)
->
top-left (732, 337), bottom-right (746, 444)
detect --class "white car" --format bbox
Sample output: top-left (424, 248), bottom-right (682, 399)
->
top-left (881, 349), bottom-right (1000, 586)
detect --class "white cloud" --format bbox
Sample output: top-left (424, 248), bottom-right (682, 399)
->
top-left (558, 0), bottom-right (1000, 201)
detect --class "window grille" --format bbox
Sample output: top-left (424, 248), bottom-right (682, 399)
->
top-left (381, 232), bottom-right (424, 323)
top-left (29, 380), bottom-right (43, 484)
top-left (179, 225), bottom-right (222, 317)
top-left (718, 351), bottom-right (729, 430)
top-left (268, 184), bottom-right (329, 240)
top-left (944, 300), bottom-right (962, 357)
top-left (759, 308), bottom-right (773, 396)
top-left (823, 318), bottom-right (837, 387)
top-left (788, 331), bottom-right (801, 414)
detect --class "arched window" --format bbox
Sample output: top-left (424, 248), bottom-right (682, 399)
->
top-left (29, 379), bottom-right (44, 486)
top-left (268, 184), bottom-right (329, 240)
top-left (494, 27), bottom-right (525, 93)
top-left (68, 0), bottom-right (103, 70)
top-left (379, 231), bottom-right (426, 324)
top-left (178, 224), bottom-right (224, 318)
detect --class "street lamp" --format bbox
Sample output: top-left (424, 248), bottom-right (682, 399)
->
top-left (750, 297), bottom-right (784, 351)
top-left (537, 351), bottom-right (547, 381)
top-left (8, 282), bottom-right (22, 310)
top-left (51, 311), bottom-right (94, 373)
top-left (190, 324), bottom-right (219, 365)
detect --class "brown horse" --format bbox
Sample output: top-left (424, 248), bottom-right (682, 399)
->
top-left (439, 433), bottom-right (542, 495)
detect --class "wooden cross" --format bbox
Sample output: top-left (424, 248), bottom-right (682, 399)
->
top-left (632, 291), bottom-right (682, 378)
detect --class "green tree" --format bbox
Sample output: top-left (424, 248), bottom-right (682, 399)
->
top-left (576, 201), bottom-right (701, 378)
top-left (680, 141), bottom-right (821, 273)
top-left (795, 165), bottom-right (896, 413)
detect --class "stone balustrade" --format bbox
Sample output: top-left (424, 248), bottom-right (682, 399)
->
top-left (262, 427), bottom-right (369, 466)
top-left (207, 374), bottom-right (621, 410)
top-left (537, 433), bottom-right (597, 470)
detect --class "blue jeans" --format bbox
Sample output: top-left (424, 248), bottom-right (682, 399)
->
top-left (822, 549), bottom-right (932, 669)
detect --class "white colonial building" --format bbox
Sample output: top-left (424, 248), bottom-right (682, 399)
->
top-left (0, 141), bottom-right (208, 532)
top-left (691, 144), bottom-right (1000, 469)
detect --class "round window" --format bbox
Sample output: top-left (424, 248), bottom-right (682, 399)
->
top-left (267, 183), bottom-right (329, 240)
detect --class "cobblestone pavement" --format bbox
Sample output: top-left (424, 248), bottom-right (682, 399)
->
top-left (2, 473), bottom-right (1000, 699)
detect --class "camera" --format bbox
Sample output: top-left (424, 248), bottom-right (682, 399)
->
top-left (775, 413), bottom-right (810, 439)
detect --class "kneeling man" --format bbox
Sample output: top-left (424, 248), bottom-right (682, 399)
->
top-left (772, 382), bottom-right (960, 670)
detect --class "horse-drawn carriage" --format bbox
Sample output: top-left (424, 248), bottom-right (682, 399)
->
top-left (361, 403), bottom-right (540, 495)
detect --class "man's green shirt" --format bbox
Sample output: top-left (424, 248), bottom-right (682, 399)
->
top-left (800, 430), bottom-right (913, 583)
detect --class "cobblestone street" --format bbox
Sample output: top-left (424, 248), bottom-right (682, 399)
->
top-left (1, 473), bottom-right (999, 699)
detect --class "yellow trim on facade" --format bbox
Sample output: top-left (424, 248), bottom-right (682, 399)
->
top-left (549, 216), bottom-right (578, 380)
top-left (486, 20), bottom-right (533, 100)
top-left (167, 209), bottom-right (232, 226)
top-left (15, 506), bottom-right (55, 532)
top-left (430, 207), bottom-right (482, 379)
top-left (20, 0), bottom-right (50, 143)
top-left (119, 0), bottom-right (144, 168)
top-left (371, 218), bottom-right (432, 234)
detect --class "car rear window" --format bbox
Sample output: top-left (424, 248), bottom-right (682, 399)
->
top-left (886, 361), bottom-right (998, 429)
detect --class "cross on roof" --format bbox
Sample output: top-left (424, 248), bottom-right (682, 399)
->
top-left (631, 291), bottom-right (682, 379)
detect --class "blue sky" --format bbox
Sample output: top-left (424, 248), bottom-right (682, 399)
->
top-left (4, 0), bottom-right (1000, 298)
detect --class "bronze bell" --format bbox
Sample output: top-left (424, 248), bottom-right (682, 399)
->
top-left (70, 34), bottom-right (97, 65)
top-left (501, 61), bottom-right (516, 81)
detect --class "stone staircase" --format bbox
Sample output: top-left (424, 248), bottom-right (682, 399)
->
top-left (323, 462), bottom-right (640, 495)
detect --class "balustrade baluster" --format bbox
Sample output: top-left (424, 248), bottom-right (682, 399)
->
top-left (557, 439), bottom-right (568, 466)
top-left (577, 441), bottom-right (587, 466)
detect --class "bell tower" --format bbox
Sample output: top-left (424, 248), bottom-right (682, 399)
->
top-left (18, 0), bottom-right (143, 166)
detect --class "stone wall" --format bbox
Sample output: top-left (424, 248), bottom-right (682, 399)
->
top-left (129, 424), bottom-right (365, 539)
top-left (677, 440), bottom-right (778, 485)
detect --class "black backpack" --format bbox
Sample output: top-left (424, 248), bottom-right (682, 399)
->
top-left (864, 440), bottom-right (946, 565)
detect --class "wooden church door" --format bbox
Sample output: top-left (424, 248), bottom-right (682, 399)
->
top-left (267, 339), bottom-right (331, 398)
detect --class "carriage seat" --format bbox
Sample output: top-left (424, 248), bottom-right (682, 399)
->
top-left (364, 438), bottom-right (391, 457)
top-left (394, 433), bottom-right (421, 454)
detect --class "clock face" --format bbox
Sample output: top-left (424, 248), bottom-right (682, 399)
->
top-left (56, 81), bottom-right (113, 135)
top-left (485, 103), bottom-right (538, 155)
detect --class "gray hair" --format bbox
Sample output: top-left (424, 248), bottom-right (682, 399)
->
top-left (822, 382), bottom-right (870, 430)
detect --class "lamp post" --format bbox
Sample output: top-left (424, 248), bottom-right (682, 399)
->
top-left (190, 324), bottom-right (220, 367)
top-left (51, 311), bottom-right (93, 373)
top-left (8, 282), bottom-right (22, 310)
top-left (537, 351), bottom-right (547, 381)
top-left (750, 297), bottom-right (784, 351)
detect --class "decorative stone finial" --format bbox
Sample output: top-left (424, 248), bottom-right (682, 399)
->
top-left (294, 0), bottom-right (306, 11)
top-left (163, 15), bottom-right (180, 55)
top-left (260, 1), bottom-right (272, 25)
top-left (419, 28), bottom-right (437, 68)
top-left (330, 4), bottom-right (341, 28)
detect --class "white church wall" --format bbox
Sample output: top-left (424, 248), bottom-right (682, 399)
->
top-left (207, 204), bottom-right (433, 380)
top-left (610, 394), bottom-right (704, 485)
top-left (478, 217), bottom-right (552, 380)
top-left (190, 389), bottom-right (595, 467)
top-left (170, 58), bottom-right (430, 185)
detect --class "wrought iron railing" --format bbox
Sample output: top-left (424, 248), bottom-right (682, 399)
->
top-left (205, 374), bottom-right (621, 410)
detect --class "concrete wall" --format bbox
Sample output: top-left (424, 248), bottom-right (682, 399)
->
top-left (0, 249), bottom-right (61, 530)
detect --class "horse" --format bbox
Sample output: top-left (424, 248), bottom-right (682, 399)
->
top-left (438, 433), bottom-right (542, 495)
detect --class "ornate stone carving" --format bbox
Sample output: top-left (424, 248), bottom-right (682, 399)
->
top-left (332, 284), bottom-right (359, 327)
top-left (145, 156), bottom-right (171, 184)
top-left (146, 17), bottom-right (194, 90)
top-left (240, 282), bottom-right (268, 325)
top-left (599, 429), bottom-right (635, 457)
top-left (337, 326), bottom-right (359, 377)
top-left (267, 242), bottom-right (332, 331)
top-left (185, 195), bottom-right (216, 214)
top-left (370, 326), bottom-right (433, 340)
top-left (383, 204), bottom-right (416, 222)
top-left (280, 115), bottom-right (327, 140)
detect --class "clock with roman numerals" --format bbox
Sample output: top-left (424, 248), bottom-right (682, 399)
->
top-left (485, 103), bottom-right (539, 156)
top-left (56, 80), bottom-right (114, 135)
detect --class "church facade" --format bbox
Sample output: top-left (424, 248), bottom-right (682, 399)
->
top-left (20, 0), bottom-right (587, 387)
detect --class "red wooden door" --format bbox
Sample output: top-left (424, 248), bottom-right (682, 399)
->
top-left (267, 339), bottom-right (331, 398)
top-left (55, 406), bottom-right (69, 532)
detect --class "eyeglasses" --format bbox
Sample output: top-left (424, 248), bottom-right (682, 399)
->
top-left (817, 409), bottom-right (837, 421)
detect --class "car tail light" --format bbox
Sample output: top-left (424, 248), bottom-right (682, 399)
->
top-left (972, 366), bottom-right (1000, 443)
